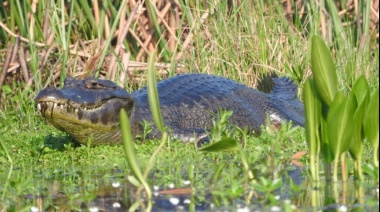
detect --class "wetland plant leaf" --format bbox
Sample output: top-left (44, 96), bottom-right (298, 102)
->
top-left (311, 35), bottom-right (338, 106)
top-left (120, 109), bottom-right (142, 179)
top-left (303, 79), bottom-right (322, 156)
top-left (352, 76), bottom-right (370, 107)
top-left (349, 76), bottom-right (370, 160)
top-left (303, 79), bottom-right (322, 181)
top-left (120, 109), bottom-right (152, 199)
top-left (363, 89), bottom-right (379, 167)
top-left (364, 88), bottom-right (379, 147)
top-left (147, 52), bottom-right (165, 133)
top-left (327, 92), bottom-right (356, 158)
top-left (198, 138), bottom-right (239, 152)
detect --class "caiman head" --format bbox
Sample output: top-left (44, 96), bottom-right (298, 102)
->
top-left (35, 77), bottom-right (135, 145)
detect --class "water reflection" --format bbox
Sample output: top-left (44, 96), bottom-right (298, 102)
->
top-left (3, 166), bottom-right (379, 211)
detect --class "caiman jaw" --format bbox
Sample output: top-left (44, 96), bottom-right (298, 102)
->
top-left (35, 97), bottom-right (133, 145)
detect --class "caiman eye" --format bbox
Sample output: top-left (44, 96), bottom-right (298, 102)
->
top-left (85, 80), bottom-right (105, 89)
top-left (85, 79), bottom-right (117, 89)
top-left (85, 80), bottom-right (98, 88)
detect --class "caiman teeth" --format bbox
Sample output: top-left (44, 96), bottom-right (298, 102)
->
top-left (37, 101), bottom-right (96, 114)
top-left (50, 102), bottom-right (57, 118)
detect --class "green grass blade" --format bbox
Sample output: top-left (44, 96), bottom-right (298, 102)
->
top-left (0, 136), bottom-right (13, 200)
top-left (325, 0), bottom-right (347, 50)
top-left (311, 35), bottom-right (338, 106)
top-left (95, 0), bottom-right (127, 77)
top-left (120, 109), bottom-right (152, 199)
top-left (147, 52), bottom-right (165, 132)
top-left (361, 0), bottom-right (371, 36)
top-left (145, 0), bottom-right (170, 61)
top-left (77, 0), bottom-right (97, 33)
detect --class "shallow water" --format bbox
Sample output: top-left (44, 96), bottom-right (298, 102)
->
top-left (2, 166), bottom-right (379, 211)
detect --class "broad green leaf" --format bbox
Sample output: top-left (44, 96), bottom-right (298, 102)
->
top-left (352, 76), bottom-right (370, 106)
top-left (303, 79), bottom-right (322, 154)
top-left (311, 35), bottom-right (338, 106)
top-left (147, 52), bottom-right (165, 133)
top-left (198, 138), bottom-right (239, 152)
top-left (349, 102), bottom-right (366, 160)
top-left (364, 89), bottom-right (379, 151)
top-left (349, 76), bottom-right (370, 160)
top-left (327, 92), bottom-right (356, 158)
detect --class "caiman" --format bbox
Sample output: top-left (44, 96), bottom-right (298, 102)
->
top-left (35, 74), bottom-right (304, 145)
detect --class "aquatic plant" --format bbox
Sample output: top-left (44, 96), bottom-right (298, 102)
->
top-left (305, 35), bottom-right (379, 183)
top-left (120, 52), bottom-right (171, 211)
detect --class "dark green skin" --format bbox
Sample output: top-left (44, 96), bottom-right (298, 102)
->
top-left (35, 74), bottom-right (304, 145)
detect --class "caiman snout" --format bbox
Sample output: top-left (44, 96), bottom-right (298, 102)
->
top-left (35, 86), bottom-right (67, 104)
